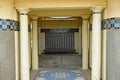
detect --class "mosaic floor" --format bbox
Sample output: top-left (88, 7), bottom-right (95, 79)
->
top-left (31, 68), bottom-right (90, 80)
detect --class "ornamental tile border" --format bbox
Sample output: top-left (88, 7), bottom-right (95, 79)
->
top-left (1, 17), bottom-right (120, 31)
top-left (89, 17), bottom-right (120, 30)
top-left (0, 18), bottom-right (19, 31)
top-left (102, 17), bottom-right (120, 30)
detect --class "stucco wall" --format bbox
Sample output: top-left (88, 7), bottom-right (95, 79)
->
top-left (0, 31), bottom-right (15, 80)
top-left (106, 30), bottom-right (120, 80)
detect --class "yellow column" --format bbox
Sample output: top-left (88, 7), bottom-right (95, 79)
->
top-left (31, 16), bottom-right (39, 70)
top-left (79, 27), bottom-right (82, 55)
top-left (14, 8), bottom-right (20, 80)
top-left (102, 30), bottom-right (106, 80)
top-left (89, 29), bottom-right (92, 68)
top-left (102, 7), bottom-right (108, 80)
top-left (81, 16), bottom-right (89, 69)
top-left (38, 27), bottom-right (41, 55)
top-left (28, 25), bottom-right (31, 69)
top-left (15, 31), bottom-right (20, 80)
top-left (89, 16), bottom-right (92, 68)
top-left (91, 7), bottom-right (104, 80)
top-left (18, 8), bottom-right (30, 80)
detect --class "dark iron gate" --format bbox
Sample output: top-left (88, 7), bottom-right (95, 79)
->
top-left (41, 29), bottom-right (78, 53)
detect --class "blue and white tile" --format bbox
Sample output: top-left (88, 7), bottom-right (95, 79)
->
top-left (102, 18), bottom-right (120, 30)
top-left (0, 18), bottom-right (19, 31)
top-left (34, 69), bottom-right (88, 80)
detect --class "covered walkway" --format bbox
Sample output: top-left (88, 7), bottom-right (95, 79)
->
top-left (1, 0), bottom-right (120, 80)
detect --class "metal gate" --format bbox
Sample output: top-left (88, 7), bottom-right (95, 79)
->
top-left (43, 29), bottom-right (78, 53)
top-left (46, 33), bottom-right (74, 49)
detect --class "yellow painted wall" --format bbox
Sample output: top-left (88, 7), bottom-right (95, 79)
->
top-left (107, 0), bottom-right (120, 18)
top-left (0, 0), bottom-right (18, 20)
top-left (29, 9), bottom-right (91, 17)
top-left (38, 20), bottom-right (82, 28)
top-left (88, 15), bottom-right (92, 68)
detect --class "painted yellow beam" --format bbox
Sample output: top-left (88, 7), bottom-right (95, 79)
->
top-left (15, 0), bottom-right (106, 9)
top-left (29, 9), bottom-right (91, 17)
top-left (38, 20), bottom-right (82, 28)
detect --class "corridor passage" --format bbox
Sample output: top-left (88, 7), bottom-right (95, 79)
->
top-left (30, 54), bottom-right (91, 80)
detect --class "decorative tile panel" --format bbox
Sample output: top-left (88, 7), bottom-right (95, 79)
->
top-left (36, 69), bottom-right (87, 80)
top-left (0, 18), bottom-right (19, 31)
top-left (102, 18), bottom-right (120, 30)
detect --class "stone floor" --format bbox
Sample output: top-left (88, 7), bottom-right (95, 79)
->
top-left (39, 54), bottom-right (82, 68)
top-left (30, 54), bottom-right (91, 80)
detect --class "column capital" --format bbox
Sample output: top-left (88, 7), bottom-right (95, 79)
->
top-left (17, 8), bottom-right (30, 14)
top-left (31, 16), bottom-right (39, 21)
top-left (81, 15), bottom-right (90, 20)
top-left (90, 6), bottom-right (105, 13)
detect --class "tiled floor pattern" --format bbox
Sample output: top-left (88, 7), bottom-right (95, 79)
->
top-left (31, 68), bottom-right (91, 80)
